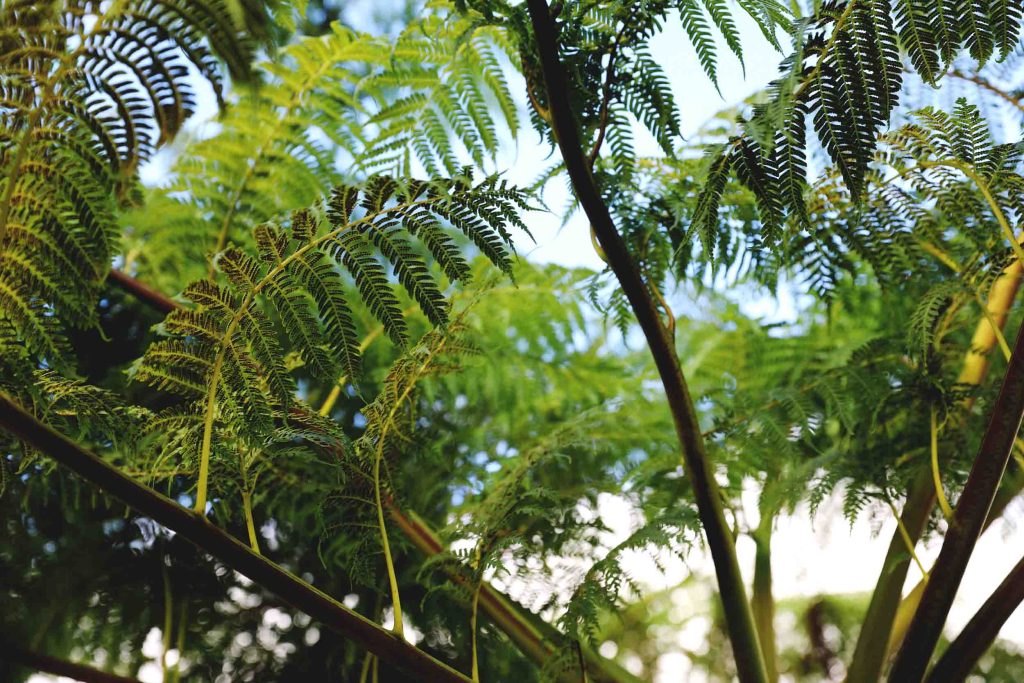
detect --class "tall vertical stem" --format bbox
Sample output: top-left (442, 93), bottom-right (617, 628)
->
top-left (524, 3), bottom-right (767, 679)
top-left (751, 521), bottom-right (777, 682)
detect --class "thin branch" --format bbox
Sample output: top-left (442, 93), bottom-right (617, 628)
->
top-left (0, 640), bottom-right (142, 683)
top-left (107, 269), bottom-right (179, 314)
top-left (524, 2), bottom-right (767, 680)
top-left (887, 321), bottom-right (1024, 682)
top-left (924, 552), bottom-right (1024, 683)
top-left (0, 394), bottom-right (471, 683)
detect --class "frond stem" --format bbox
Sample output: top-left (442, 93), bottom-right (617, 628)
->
top-left (470, 581), bottom-right (482, 682)
top-left (923, 552), bottom-right (1024, 683)
top-left (526, 2), bottom-right (768, 681)
top-left (888, 501), bottom-right (929, 577)
top-left (888, 322), bottom-right (1024, 682)
top-left (930, 407), bottom-right (955, 520)
top-left (242, 489), bottom-right (261, 554)
top-left (374, 443), bottom-right (404, 637)
top-left (162, 561), bottom-right (173, 683)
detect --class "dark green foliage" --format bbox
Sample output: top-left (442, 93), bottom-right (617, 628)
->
top-left (0, 0), bottom-right (263, 365)
top-left (131, 174), bottom-right (529, 501)
top-left (694, 0), bottom-right (1024, 249)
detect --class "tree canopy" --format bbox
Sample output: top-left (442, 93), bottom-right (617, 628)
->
top-left (2, 0), bottom-right (1024, 682)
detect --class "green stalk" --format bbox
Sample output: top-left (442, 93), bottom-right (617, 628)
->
top-left (888, 323), bottom-right (1024, 682)
top-left (170, 601), bottom-right (186, 683)
top-left (845, 468), bottom-right (935, 683)
top-left (360, 652), bottom-right (375, 683)
top-left (162, 562), bottom-right (173, 683)
top-left (374, 443), bottom-right (404, 637)
top-left (525, 3), bottom-right (767, 679)
top-left (930, 407), bottom-right (955, 520)
top-left (470, 582), bottom-right (482, 682)
top-left (242, 489), bottom-right (261, 554)
top-left (750, 521), bottom-right (778, 682)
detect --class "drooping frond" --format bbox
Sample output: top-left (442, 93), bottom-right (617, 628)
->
top-left (693, 0), bottom-right (1024, 238)
top-left (123, 12), bottom-right (521, 292)
top-left (357, 8), bottom-right (521, 177)
top-left (0, 0), bottom-right (260, 364)
top-left (132, 173), bottom-right (529, 507)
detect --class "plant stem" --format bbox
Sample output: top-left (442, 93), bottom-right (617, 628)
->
top-left (360, 652), bottom-right (375, 683)
top-left (0, 393), bottom-right (472, 683)
top-left (888, 502), bottom-right (929, 577)
top-left (242, 489), bottom-right (261, 554)
top-left (751, 521), bottom-right (777, 682)
top-left (930, 407), bottom-right (955, 520)
top-left (845, 468), bottom-right (935, 683)
top-left (0, 640), bottom-right (142, 683)
top-left (375, 446), bottom-right (404, 637)
top-left (162, 562), bottom-right (173, 683)
top-left (170, 601), bottom-right (186, 683)
top-left (888, 322), bottom-right (1024, 682)
top-left (923, 552), bottom-right (1024, 683)
top-left (470, 582), bottom-right (482, 682)
top-left (525, 3), bottom-right (768, 680)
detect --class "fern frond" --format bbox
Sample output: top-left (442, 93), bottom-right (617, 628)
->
top-left (0, 0), bottom-right (259, 364)
top-left (133, 173), bottom-right (530, 509)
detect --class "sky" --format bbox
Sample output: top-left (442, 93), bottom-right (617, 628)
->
top-left (33, 3), bottom-right (1024, 681)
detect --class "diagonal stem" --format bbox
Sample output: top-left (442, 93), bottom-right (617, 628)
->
top-left (0, 640), bottom-right (142, 683)
top-left (887, 322), bottom-right (1024, 682)
top-left (524, 2), bottom-right (767, 680)
top-left (923, 551), bottom-right (1024, 683)
top-left (0, 393), bottom-right (471, 683)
